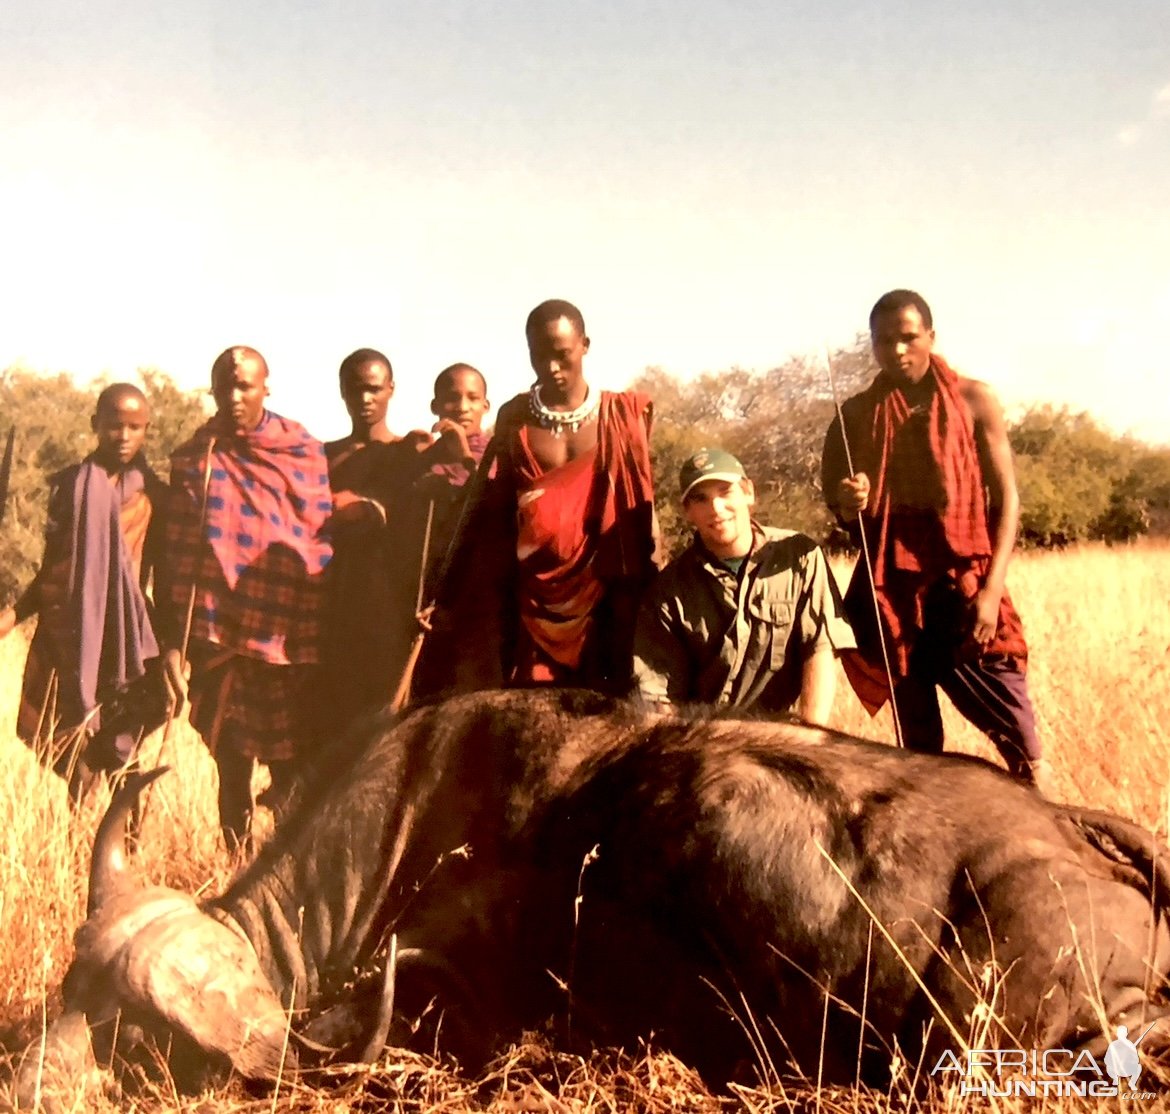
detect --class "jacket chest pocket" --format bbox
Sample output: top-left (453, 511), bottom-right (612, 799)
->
top-left (746, 595), bottom-right (795, 669)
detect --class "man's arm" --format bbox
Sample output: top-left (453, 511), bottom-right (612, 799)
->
top-left (631, 589), bottom-right (688, 706)
top-left (962, 377), bottom-right (1020, 648)
top-left (821, 411), bottom-right (870, 528)
top-left (795, 543), bottom-right (856, 726)
top-left (426, 420), bottom-right (477, 470)
top-left (3, 568), bottom-right (45, 632)
top-left (144, 476), bottom-right (199, 715)
top-left (798, 647), bottom-right (836, 726)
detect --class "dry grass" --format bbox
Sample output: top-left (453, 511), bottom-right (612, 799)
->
top-left (2, 542), bottom-right (1170, 1112)
top-left (827, 541), bottom-right (1170, 829)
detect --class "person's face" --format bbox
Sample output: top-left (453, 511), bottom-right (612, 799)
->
top-left (92, 395), bottom-right (149, 468)
top-left (527, 316), bottom-right (589, 399)
top-left (431, 369), bottom-right (490, 432)
top-left (870, 305), bottom-right (935, 386)
top-left (341, 360), bottom-right (394, 431)
top-left (683, 478), bottom-right (755, 558)
top-left (212, 356), bottom-right (268, 434)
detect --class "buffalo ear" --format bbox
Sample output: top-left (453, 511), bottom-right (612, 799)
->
top-left (123, 909), bottom-right (295, 1082)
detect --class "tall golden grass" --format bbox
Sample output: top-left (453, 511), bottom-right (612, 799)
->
top-left (1, 542), bottom-right (1169, 1112)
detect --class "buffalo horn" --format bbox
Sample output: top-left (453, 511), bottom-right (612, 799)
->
top-left (357, 934), bottom-right (398, 1063)
top-left (87, 767), bottom-right (169, 918)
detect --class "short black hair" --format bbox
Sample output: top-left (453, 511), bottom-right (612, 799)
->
top-left (94, 382), bottom-right (148, 416)
top-left (339, 348), bottom-right (393, 386)
top-left (869, 289), bottom-right (933, 332)
top-left (433, 363), bottom-right (487, 398)
top-left (525, 299), bottom-right (585, 338)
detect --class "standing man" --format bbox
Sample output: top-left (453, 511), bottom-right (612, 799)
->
top-left (633, 449), bottom-right (853, 723)
top-left (325, 351), bottom-right (486, 715)
top-left (821, 290), bottom-right (1047, 789)
top-left (167, 346), bottom-right (333, 851)
top-left (323, 348), bottom-right (431, 725)
top-left (454, 299), bottom-right (658, 692)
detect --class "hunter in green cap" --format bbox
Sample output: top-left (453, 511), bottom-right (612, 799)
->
top-left (633, 448), bottom-right (854, 724)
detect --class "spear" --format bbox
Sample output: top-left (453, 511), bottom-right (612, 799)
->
top-left (388, 438), bottom-right (498, 712)
top-left (825, 348), bottom-right (905, 748)
top-left (0, 426), bottom-right (14, 526)
top-left (174, 435), bottom-right (219, 677)
top-left (388, 496), bottom-right (435, 713)
top-left (142, 435), bottom-right (218, 826)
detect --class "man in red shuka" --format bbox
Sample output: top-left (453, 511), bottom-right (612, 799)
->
top-left (447, 300), bottom-right (659, 693)
top-left (822, 289), bottom-right (1049, 792)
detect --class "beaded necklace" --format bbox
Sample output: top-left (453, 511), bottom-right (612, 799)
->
top-left (527, 383), bottom-right (600, 437)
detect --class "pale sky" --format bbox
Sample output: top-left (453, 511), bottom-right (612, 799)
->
top-left (2, 0), bottom-right (1168, 444)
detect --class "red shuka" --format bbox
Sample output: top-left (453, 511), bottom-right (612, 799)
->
top-left (828, 355), bottom-right (1027, 713)
top-left (495, 390), bottom-right (658, 685)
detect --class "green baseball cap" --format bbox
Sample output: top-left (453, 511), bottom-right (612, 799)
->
top-left (679, 448), bottom-right (747, 500)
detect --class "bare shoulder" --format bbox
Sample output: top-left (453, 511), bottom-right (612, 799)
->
top-left (957, 375), bottom-right (1005, 426)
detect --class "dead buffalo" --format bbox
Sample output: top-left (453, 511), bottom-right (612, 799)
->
top-left (16, 689), bottom-right (1170, 1103)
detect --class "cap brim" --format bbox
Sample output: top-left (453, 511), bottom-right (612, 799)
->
top-left (681, 471), bottom-right (746, 500)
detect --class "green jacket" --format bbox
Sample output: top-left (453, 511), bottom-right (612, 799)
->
top-left (633, 524), bottom-right (855, 712)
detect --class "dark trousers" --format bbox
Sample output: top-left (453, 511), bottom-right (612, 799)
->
top-left (894, 655), bottom-right (1041, 773)
top-left (215, 750), bottom-right (297, 854)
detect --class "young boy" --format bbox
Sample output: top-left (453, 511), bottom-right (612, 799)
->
top-left (0, 384), bottom-right (169, 801)
top-left (421, 363), bottom-right (492, 596)
top-left (410, 363), bottom-right (496, 698)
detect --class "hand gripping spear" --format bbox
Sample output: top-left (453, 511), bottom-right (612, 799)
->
top-left (825, 350), bottom-right (905, 749)
top-left (386, 494), bottom-right (435, 712)
top-left (389, 438), bottom-right (498, 712)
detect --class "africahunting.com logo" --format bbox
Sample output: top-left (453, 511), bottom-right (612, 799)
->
top-left (931, 1025), bottom-right (1159, 1099)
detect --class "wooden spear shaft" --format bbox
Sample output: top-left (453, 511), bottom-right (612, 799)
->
top-left (825, 348), bottom-right (905, 749)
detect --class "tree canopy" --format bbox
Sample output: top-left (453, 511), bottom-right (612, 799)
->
top-left (634, 345), bottom-right (1170, 557)
top-left (1011, 406), bottom-right (1170, 547)
top-left (3, 356), bottom-right (1167, 608)
top-left (633, 336), bottom-right (875, 559)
